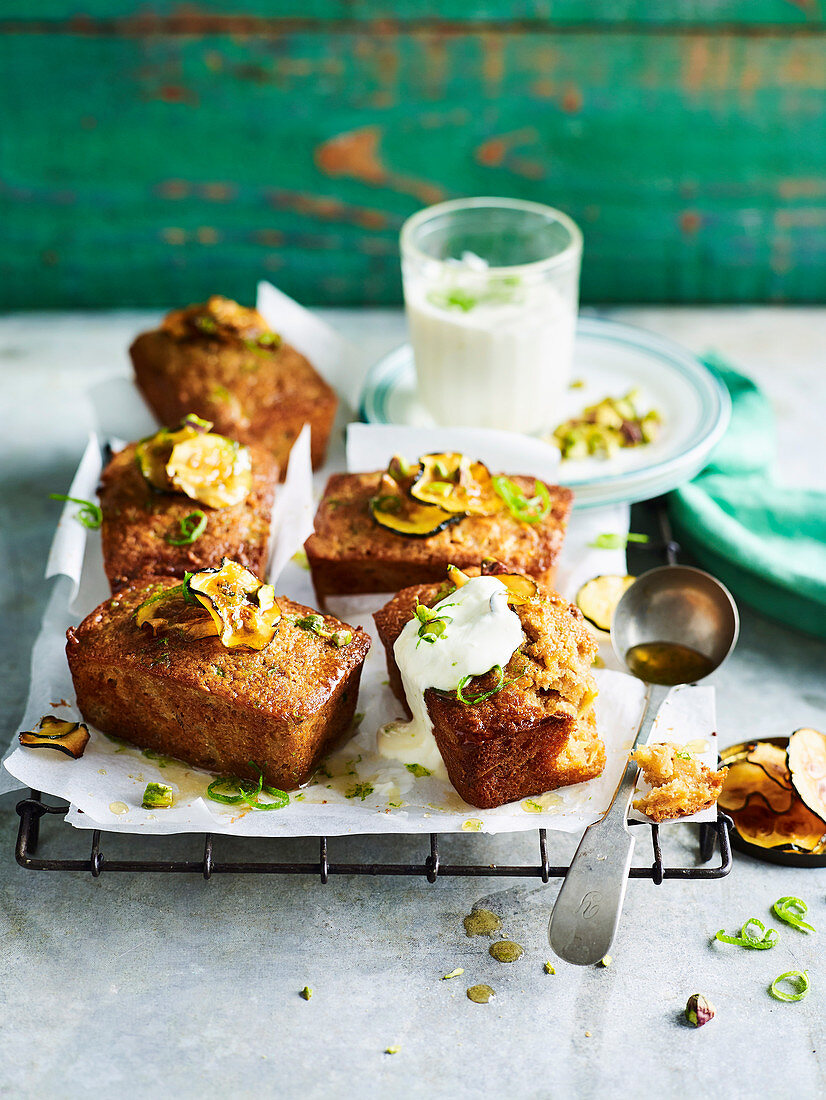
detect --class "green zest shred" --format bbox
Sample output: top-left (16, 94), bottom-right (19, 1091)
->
top-left (772, 896), bottom-right (816, 933)
top-left (769, 970), bottom-right (810, 1002)
top-left (49, 493), bottom-right (102, 530)
top-left (206, 763), bottom-right (289, 811)
top-left (455, 659), bottom-right (529, 706)
top-left (492, 476), bottom-right (551, 524)
top-left (166, 510), bottom-right (207, 546)
top-left (588, 532), bottom-right (651, 550)
top-left (134, 571), bottom-right (197, 619)
top-left (456, 664), bottom-right (506, 706)
top-left (715, 917), bottom-right (778, 950)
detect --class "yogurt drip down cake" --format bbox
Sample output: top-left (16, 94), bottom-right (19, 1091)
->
top-left (130, 295), bottom-right (337, 474)
top-left (373, 562), bottom-right (604, 809)
top-left (305, 452), bottom-right (573, 603)
top-left (66, 560), bottom-right (370, 790)
top-left (99, 415), bottom-right (279, 592)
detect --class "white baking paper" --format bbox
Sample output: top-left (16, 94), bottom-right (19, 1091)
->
top-left (3, 423), bottom-right (718, 832)
top-left (256, 280), bottom-right (361, 411)
top-left (3, 288), bottom-right (719, 831)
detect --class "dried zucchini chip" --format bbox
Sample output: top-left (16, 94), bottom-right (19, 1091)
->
top-left (787, 727), bottom-right (826, 822)
top-left (575, 574), bottom-right (635, 633)
top-left (166, 434), bottom-right (252, 508)
top-left (746, 741), bottom-right (792, 788)
top-left (19, 715), bottom-right (90, 759)
top-left (370, 473), bottom-right (456, 537)
top-left (136, 416), bottom-right (252, 508)
top-left (731, 795), bottom-right (826, 853)
top-left (480, 559), bottom-right (538, 605)
top-left (189, 558), bottom-right (282, 650)
top-left (411, 453), bottom-right (503, 517)
top-left (719, 760), bottom-right (794, 815)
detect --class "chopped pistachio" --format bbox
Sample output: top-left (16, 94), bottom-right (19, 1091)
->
top-left (345, 782), bottom-right (374, 801)
top-left (441, 968), bottom-right (465, 980)
top-left (142, 782), bottom-right (173, 809)
top-left (597, 955), bottom-right (612, 968)
top-left (384, 1046), bottom-right (401, 1055)
top-left (543, 961), bottom-right (556, 974)
top-left (552, 390), bottom-right (662, 460)
top-left (685, 993), bottom-right (715, 1027)
top-left (299, 986), bottom-right (312, 1000)
top-left (405, 763), bottom-right (432, 778)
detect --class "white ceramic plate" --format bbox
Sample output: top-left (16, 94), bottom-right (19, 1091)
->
top-left (359, 317), bottom-right (730, 509)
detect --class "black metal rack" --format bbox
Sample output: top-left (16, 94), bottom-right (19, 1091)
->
top-left (15, 791), bottom-right (733, 882)
top-left (11, 498), bottom-right (734, 886)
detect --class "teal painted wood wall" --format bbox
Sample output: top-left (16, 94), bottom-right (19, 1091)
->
top-left (2, 2), bottom-right (825, 308)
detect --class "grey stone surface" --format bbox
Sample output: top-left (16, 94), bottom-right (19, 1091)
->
top-left (1, 308), bottom-right (825, 1099)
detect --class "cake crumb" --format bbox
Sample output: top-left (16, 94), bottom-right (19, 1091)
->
top-left (632, 743), bottom-right (726, 822)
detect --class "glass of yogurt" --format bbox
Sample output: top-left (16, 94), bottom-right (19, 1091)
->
top-left (400, 197), bottom-right (582, 434)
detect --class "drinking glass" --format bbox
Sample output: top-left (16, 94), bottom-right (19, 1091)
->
top-left (400, 197), bottom-right (582, 433)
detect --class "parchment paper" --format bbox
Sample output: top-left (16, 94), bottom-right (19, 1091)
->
top-left (3, 288), bottom-right (719, 832)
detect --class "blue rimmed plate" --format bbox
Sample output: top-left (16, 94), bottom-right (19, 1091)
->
top-left (359, 317), bottom-right (730, 509)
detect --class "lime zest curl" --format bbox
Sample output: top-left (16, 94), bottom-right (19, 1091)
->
top-left (49, 493), bottom-right (102, 530)
top-left (492, 476), bottom-right (552, 524)
top-left (769, 970), bottom-right (810, 1002)
top-left (166, 510), bottom-right (207, 546)
top-left (206, 762), bottom-right (289, 811)
top-left (715, 917), bottom-right (778, 950)
top-left (772, 896), bottom-right (816, 934)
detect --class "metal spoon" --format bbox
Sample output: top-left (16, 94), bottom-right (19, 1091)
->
top-left (548, 565), bottom-right (739, 965)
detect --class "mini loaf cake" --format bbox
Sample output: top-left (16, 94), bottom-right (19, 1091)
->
top-left (99, 415), bottom-right (279, 592)
top-left (373, 562), bottom-right (603, 809)
top-left (305, 452), bottom-right (573, 604)
top-left (130, 295), bottom-right (337, 473)
top-left (66, 560), bottom-right (370, 790)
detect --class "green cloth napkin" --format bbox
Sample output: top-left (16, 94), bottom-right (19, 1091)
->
top-left (668, 358), bottom-right (826, 640)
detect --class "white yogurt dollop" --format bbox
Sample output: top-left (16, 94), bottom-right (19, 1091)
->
top-left (377, 576), bottom-right (525, 777)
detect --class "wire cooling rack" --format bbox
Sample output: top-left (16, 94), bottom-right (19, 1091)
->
top-left (11, 498), bottom-right (734, 885)
top-left (14, 793), bottom-right (732, 881)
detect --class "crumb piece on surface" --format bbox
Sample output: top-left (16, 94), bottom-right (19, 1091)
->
top-left (632, 743), bottom-right (726, 823)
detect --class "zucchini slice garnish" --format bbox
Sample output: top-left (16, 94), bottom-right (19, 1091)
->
top-left (411, 453), bottom-right (503, 516)
top-left (479, 558), bottom-right (538, 605)
top-left (188, 558), bottom-right (282, 650)
top-left (136, 415), bottom-right (252, 509)
top-left (575, 574), bottom-right (635, 633)
top-left (719, 759), bottom-right (794, 815)
top-left (787, 727), bottom-right (826, 822)
top-left (19, 715), bottom-right (90, 759)
top-left (728, 795), bottom-right (826, 853)
top-left (135, 560), bottom-right (281, 650)
top-left (369, 472), bottom-right (456, 538)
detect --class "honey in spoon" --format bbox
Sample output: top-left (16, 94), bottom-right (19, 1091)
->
top-left (625, 641), bottom-right (715, 686)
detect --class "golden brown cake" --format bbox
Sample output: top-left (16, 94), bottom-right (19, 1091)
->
top-left (99, 434), bottom-right (279, 592)
top-left (306, 470), bottom-right (573, 604)
top-left (66, 576), bottom-right (370, 790)
top-left (373, 566), bottom-right (603, 809)
top-left (632, 743), bottom-right (727, 822)
top-left (130, 296), bottom-right (337, 474)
